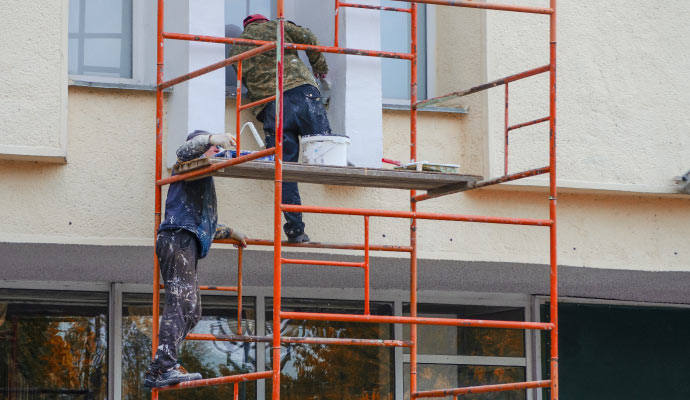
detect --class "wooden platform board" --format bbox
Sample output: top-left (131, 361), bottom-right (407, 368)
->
top-left (180, 158), bottom-right (483, 191)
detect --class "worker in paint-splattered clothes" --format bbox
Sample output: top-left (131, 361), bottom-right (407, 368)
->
top-left (231, 14), bottom-right (333, 243)
top-left (144, 130), bottom-right (248, 388)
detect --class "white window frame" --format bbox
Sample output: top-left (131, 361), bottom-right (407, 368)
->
top-left (382, 4), bottom-right (436, 106)
top-left (68, 1), bottom-right (157, 88)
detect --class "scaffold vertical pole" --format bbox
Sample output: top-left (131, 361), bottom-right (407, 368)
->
top-left (273, 1), bottom-right (286, 399)
top-left (409, 2), bottom-right (419, 398)
top-left (236, 60), bottom-right (243, 156)
top-left (152, 0), bottom-right (165, 399)
top-left (549, 0), bottom-right (559, 399)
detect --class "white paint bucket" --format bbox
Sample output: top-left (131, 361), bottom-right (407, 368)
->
top-left (301, 135), bottom-right (350, 166)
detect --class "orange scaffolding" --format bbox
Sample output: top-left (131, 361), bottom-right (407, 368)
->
top-left (152, 0), bottom-right (559, 399)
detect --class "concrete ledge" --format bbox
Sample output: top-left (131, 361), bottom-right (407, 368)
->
top-left (2, 242), bottom-right (690, 305)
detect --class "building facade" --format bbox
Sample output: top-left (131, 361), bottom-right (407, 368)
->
top-left (1, 1), bottom-right (689, 399)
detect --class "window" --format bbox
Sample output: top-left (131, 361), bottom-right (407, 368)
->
top-left (403, 304), bottom-right (527, 400)
top-left (224, 0), bottom-right (276, 96)
top-left (68, 0), bottom-right (133, 78)
top-left (265, 298), bottom-right (395, 400)
top-left (0, 289), bottom-right (108, 399)
top-left (381, 2), bottom-right (428, 102)
top-left (122, 293), bottom-right (257, 400)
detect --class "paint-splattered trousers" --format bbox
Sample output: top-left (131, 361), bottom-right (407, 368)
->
top-left (152, 228), bottom-right (202, 370)
top-left (259, 84), bottom-right (332, 238)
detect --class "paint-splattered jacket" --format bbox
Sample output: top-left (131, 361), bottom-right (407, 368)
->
top-left (230, 20), bottom-right (328, 114)
top-left (158, 136), bottom-right (218, 258)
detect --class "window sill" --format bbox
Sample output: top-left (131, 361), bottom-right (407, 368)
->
top-left (383, 103), bottom-right (468, 114)
top-left (69, 79), bottom-right (172, 93)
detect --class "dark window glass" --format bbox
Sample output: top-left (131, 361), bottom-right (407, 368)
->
top-left (122, 293), bottom-right (256, 400)
top-left (404, 364), bottom-right (526, 400)
top-left (0, 289), bottom-right (108, 399)
top-left (265, 298), bottom-right (394, 400)
top-left (403, 304), bottom-right (525, 357)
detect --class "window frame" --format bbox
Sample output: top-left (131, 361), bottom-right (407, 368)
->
top-left (68, 1), bottom-right (156, 88)
top-left (381, 3), bottom-right (436, 106)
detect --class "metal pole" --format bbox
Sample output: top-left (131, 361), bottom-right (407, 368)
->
top-left (236, 60), bottom-right (242, 157)
top-left (409, 3), bottom-right (419, 398)
top-left (273, 1), bottom-right (286, 399)
top-left (364, 216), bottom-right (370, 315)
top-left (504, 83), bottom-right (509, 175)
top-left (334, 0), bottom-right (340, 47)
top-left (237, 247), bottom-right (243, 335)
top-left (152, 1), bottom-right (164, 399)
top-left (549, 0), bottom-right (559, 399)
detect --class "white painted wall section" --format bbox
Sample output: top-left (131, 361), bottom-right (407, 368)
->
top-left (165, 0), bottom-right (225, 167)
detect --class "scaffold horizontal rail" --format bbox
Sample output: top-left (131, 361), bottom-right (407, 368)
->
top-left (282, 258), bottom-right (365, 268)
top-left (186, 333), bottom-right (413, 347)
top-left (162, 32), bottom-right (413, 60)
top-left (155, 371), bottom-right (272, 392)
top-left (280, 312), bottom-right (555, 330)
top-left (339, 2), bottom-right (412, 13)
top-left (282, 204), bottom-right (553, 227)
top-left (215, 238), bottom-right (413, 253)
top-left (158, 42), bottom-right (276, 90)
top-left (386, 0), bottom-right (552, 14)
top-left (157, 148), bottom-right (276, 186)
top-left (413, 166), bottom-right (551, 202)
top-left (412, 380), bottom-right (551, 398)
top-left (508, 116), bottom-right (550, 132)
top-left (160, 284), bottom-right (238, 292)
top-left (416, 65), bottom-right (550, 109)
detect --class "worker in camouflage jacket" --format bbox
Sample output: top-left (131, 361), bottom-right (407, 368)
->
top-left (144, 130), bottom-right (248, 388)
top-left (231, 14), bottom-right (333, 243)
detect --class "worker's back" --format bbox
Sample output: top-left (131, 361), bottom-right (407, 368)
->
top-left (231, 20), bottom-right (328, 105)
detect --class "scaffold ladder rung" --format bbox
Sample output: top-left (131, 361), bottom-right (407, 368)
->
top-left (155, 371), bottom-right (272, 392)
top-left (412, 380), bottom-right (551, 398)
top-left (186, 333), bottom-right (413, 347)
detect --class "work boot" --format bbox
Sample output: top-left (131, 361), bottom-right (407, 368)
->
top-left (287, 232), bottom-right (310, 243)
top-left (144, 363), bottom-right (202, 388)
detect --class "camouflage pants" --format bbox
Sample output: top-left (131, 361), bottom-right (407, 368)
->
top-left (153, 229), bottom-right (202, 370)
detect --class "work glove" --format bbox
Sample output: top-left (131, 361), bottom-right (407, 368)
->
top-left (209, 134), bottom-right (236, 149)
top-left (214, 224), bottom-right (248, 248)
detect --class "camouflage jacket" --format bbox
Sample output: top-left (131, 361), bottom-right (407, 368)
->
top-left (230, 20), bottom-right (328, 113)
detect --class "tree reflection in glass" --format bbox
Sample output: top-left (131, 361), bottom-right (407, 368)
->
top-left (0, 290), bottom-right (108, 399)
top-left (121, 294), bottom-right (256, 400)
top-left (265, 299), bottom-right (394, 400)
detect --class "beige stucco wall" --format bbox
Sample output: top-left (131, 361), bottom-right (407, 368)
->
top-left (0, 2), bottom-right (688, 273)
top-left (0, 0), bottom-right (68, 162)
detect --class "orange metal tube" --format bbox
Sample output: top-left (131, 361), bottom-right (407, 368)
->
top-left (282, 205), bottom-right (553, 227)
top-left (504, 83), bottom-right (509, 175)
top-left (233, 383), bottom-right (239, 400)
top-left (159, 43), bottom-right (276, 90)
top-left (239, 95), bottom-right (276, 111)
top-left (281, 258), bottom-right (365, 268)
top-left (412, 380), bottom-right (551, 398)
top-left (162, 32), bottom-right (413, 60)
top-left (156, 147), bottom-right (276, 186)
top-left (215, 238), bottom-right (413, 252)
top-left (235, 60), bottom-right (242, 157)
top-left (508, 116), bottom-right (550, 132)
top-left (280, 312), bottom-right (555, 330)
top-left (339, 2), bottom-right (412, 13)
top-left (272, 8), bottom-right (285, 400)
top-left (334, 0), bottom-right (340, 47)
top-left (549, 1), bottom-right (559, 399)
top-left (409, 3), bottom-right (419, 398)
top-left (156, 371), bottom-right (272, 391)
top-left (412, 166), bottom-right (551, 202)
top-left (186, 333), bottom-right (413, 347)
top-left (364, 216), bottom-right (370, 315)
top-left (152, 4), bottom-right (164, 400)
top-left (385, 0), bottom-right (552, 14)
top-left (160, 284), bottom-right (238, 292)
top-left (237, 247), bottom-right (243, 335)
top-left (416, 65), bottom-right (549, 109)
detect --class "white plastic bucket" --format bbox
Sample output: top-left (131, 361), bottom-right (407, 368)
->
top-left (301, 135), bottom-right (350, 166)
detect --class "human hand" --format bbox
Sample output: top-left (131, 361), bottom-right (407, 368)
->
top-left (230, 229), bottom-right (248, 248)
top-left (314, 73), bottom-right (327, 80)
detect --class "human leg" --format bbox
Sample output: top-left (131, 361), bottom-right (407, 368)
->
top-left (145, 229), bottom-right (202, 387)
